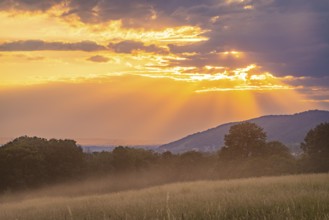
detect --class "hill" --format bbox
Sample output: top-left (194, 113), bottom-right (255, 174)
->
top-left (1, 174), bottom-right (328, 219)
top-left (158, 110), bottom-right (329, 153)
top-left (81, 145), bottom-right (158, 153)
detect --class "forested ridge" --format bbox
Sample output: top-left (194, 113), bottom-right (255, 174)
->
top-left (0, 122), bottom-right (328, 193)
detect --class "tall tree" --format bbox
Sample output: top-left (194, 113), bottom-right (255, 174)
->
top-left (221, 122), bottom-right (267, 158)
top-left (301, 123), bottom-right (329, 172)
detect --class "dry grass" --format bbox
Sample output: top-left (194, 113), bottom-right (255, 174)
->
top-left (0, 174), bottom-right (329, 219)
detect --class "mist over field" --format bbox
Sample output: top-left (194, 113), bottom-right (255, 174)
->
top-left (0, 119), bottom-right (329, 219)
top-left (1, 174), bottom-right (329, 220)
top-left (1, 0), bottom-right (329, 219)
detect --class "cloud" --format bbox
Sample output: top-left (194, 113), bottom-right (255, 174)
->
top-left (1, 0), bottom-right (250, 27)
top-left (63, 0), bottom-right (155, 27)
top-left (0, 40), bottom-right (167, 54)
top-left (14, 54), bottom-right (45, 61)
top-left (0, 0), bottom-right (65, 11)
top-left (1, 0), bottom-right (329, 78)
top-left (0, 40), bottom-right (106, 52)
top-left (87, 55), bottom-right (110, 63)
top-left (165, 0), bottom-right (329, 77)
top-left (108, 40), bottom-right (166, 54)
top-left (283, 75), bottom-right (329, 109)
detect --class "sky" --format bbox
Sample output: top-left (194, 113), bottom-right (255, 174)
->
top-left (0, 0), bottom-right (328, 145)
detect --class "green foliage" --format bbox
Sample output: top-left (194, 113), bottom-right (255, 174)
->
top-left (43, 139), bottom-right (84, 180)
top-left (84, 151), bottom-right (114, 174)
top-left (217, 124), bottom-right (296, 177)
top-left (0, 136), bottom-right (84, 191)
top-left (223, 122), bottom-right (267, 158)
top-left (0, 138), bottom-right (47, 190)
top-left (301, 122), bottom-right (329, 172)
top-left (176, 151), bottom-right (216, 180)
top-left (111, 146), bottom-right (158, 172)
top-left (2, 122), bottom-right (329, 195)
top-left (179, 151), bottom-right (205, 166)
top-left (84, 146), bottom-right (159, 176)
top-left (219, 123), bottom-right (292, 161)
top-left (264, 141), bottom-right (292, 158)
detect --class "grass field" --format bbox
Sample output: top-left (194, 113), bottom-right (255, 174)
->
top-left (0, 174), bottom-right (329, 220)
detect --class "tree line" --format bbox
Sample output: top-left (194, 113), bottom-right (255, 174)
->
top-left (0, 122), bottom-right (328, 193)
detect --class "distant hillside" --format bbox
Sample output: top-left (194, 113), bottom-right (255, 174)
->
top-left (158, 110), bottom-right (329, 154)
top-left (81, 145), bottom-right (159, 153)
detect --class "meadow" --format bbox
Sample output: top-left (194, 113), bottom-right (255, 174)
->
top-left (0, 173), bottom-right (328, 220)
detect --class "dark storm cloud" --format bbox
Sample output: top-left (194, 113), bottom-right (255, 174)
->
top-left (0, 40), bottom-right (106, 52)
top-left (63, 0), bottom-right (155, 26)
top-left (1, 0), bottom-right (247, 27)
top-left (166, 0), bottom-right (329, 77)
top-left (108, 41), bottom-right (166, 54)
top-left (0, 0), bottom-right (65, 11)
top-left (286, 76), bottom-right (329, 108)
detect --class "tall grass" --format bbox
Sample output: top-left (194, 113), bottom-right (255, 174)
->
top-left (0, 174), bottom-right (329, 219)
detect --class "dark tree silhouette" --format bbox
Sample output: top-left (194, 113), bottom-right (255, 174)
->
top-left (0, 136), bottom-right (84, 191)
top-left (222, 122), bottom-right (267, 158)
top-left (265, 141), bottom-right (291, 158)
top-left (301, 123), bottom-right (329, 172)
top-left (111, 146), bottom-right (157, 172)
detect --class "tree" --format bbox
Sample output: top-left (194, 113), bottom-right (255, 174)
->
top-left (222, 122), bottom-right (267, 158)
top-left (265, 141), bottom-right (292, 158)
top-left (85, 151), bottom-right (114, 174)
top-left (301, 123), bottom-right (329, 172)
top-left (0, 136), bottom-right (49, 190)
top-left (179, 151), bottom-right (205, 166)
top-left (0, 136), bottom-right (84, 191)
top-left (111, 146), bottom-right (157, 172)
top-left (43, 138), bottom-right (84, 181)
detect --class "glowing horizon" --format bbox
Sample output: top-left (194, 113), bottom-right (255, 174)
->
top-left (0, 0), bottom-right (328, 145)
